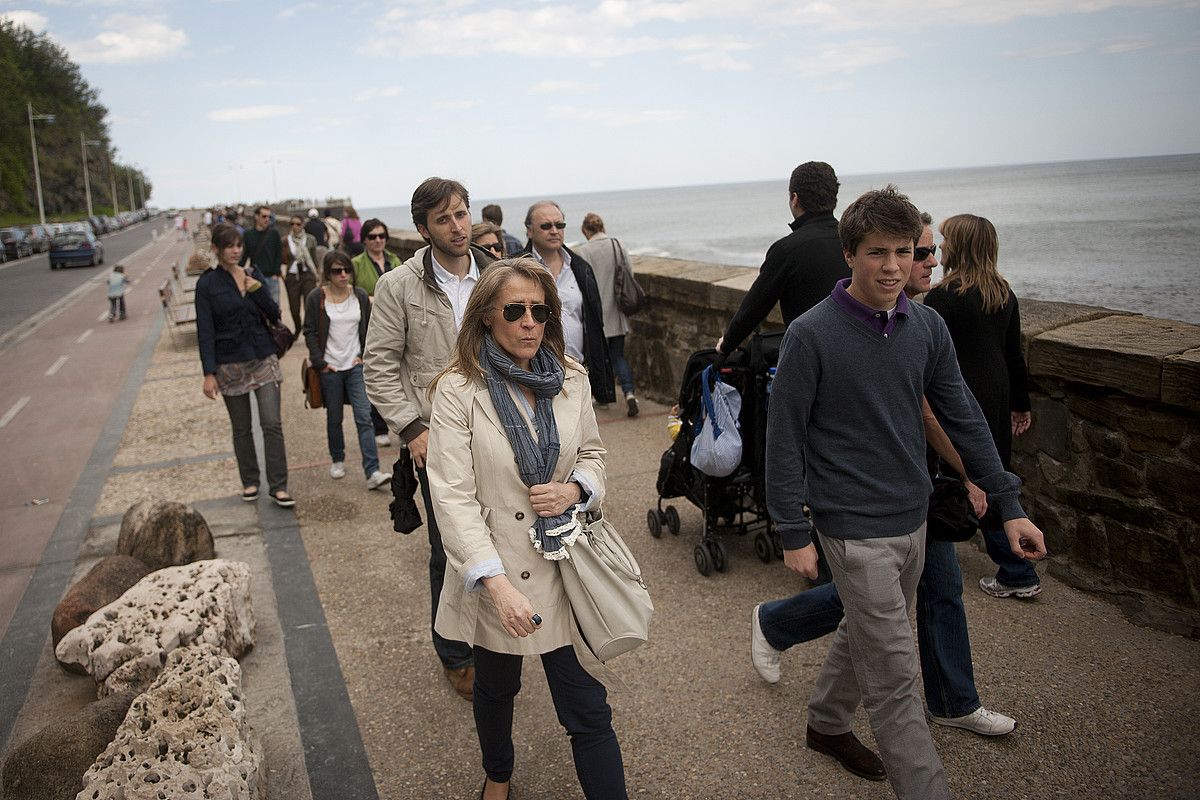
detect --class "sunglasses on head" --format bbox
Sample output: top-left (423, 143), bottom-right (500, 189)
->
top-left (913, 245), bottom-right (937, 261)
top-left (329, 267), bottom-right (350, 275)
top-left (365, 232), bottom-right (388, 240)
top-left (538, 221), bottom-right (567, 231)
top-left (497, 303), bottom-right (552, 323)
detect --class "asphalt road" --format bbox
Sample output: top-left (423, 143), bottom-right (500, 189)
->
top-left (0, 221), bottom-right (161, 340)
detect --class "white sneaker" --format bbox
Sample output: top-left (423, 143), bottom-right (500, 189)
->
top-left (329, 462), bottom-right (346, 479)
top-left (979, 576), bottom-right (1042, 599)
top-left (375, 434), bottom-right (392, 448)
top-left (366, 470), bottom-right (392, 490)
top-left (751, 604), bottom-right (782, 684)
top-left (930, 706), bottom-right (1016, 736)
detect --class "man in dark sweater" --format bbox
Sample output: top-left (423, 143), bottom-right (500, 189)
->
top-left (715, 161), bottom-right (847, 355)
top-left (766, 186), bottom-right (1046, 800)
top-left (240, 205), bottom-right (282, 305)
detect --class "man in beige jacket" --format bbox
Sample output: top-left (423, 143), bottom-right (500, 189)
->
top-left (363, 177), bottom-right (497, 700)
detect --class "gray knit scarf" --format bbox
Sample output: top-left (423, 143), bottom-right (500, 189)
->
top-left (481, 333), bottom-right (580, 560)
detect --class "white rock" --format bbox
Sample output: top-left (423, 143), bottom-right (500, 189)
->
top-left (77, 645), bottom-right (263, 800)
top-left (55, 559), bottom-right (255, 696)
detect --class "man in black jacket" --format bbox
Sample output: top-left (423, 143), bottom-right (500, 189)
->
top-left (520, 201), bottom-right (616, 404)
top-left (716, 162), bottom-right (846, 355)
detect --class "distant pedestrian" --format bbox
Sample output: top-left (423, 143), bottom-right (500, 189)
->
top-left (305, 207), bottom-right (329, 269)
top-left (106, 265), bottom-right (128, 322)
top-left (351, 218), bottom-right (401, 298)
top-left (471, 221), bottom-right (505, 259)
top-left (241, 205), bottom-right (283, 305)
top-left (196, 223), bottom-right (294, 508)
top-left (174, 215), bottom-right (185, 240)
top-left (341, 206), bottom-right (363, 257)
top-left (925, 214), bottom-right (1039, 599)
top-left (573, 212), bottom-right (640, 416)
top-left (481, 204), bottom-right (522, 256)
top-left (282, 214), bottom-right (320, 334)
top-left (303, 251), bottom-right (392, 491)
top-left (323, 209), bottom-right (342, 253)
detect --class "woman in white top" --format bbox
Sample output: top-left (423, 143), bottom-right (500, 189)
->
top-left (302, 251), bottom-right (392, 489)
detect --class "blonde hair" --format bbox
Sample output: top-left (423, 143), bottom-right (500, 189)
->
top-left (430, 258), bottom-right (571, 394)
top-left (937, 213), bottom-right (1011, 314)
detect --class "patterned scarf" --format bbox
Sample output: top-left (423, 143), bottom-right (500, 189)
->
top-left (481, 333), bottom-right (579, 560)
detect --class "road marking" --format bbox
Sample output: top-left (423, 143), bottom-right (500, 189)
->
top-left (97, 311), bottom-right (110, 322)
top-left (0, 396), bottom-right (30, 428)
top-left (45, 355), bottom-right (69, 376)
top-left (76, 328), bottom-right (94, 344)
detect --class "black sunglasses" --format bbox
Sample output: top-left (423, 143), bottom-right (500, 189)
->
top-left (483, 241), bottom-right (503, 251)
top-left (497, 303), bottom-right (552, 323)
top-left (538, 221), bottom-right (567, 231)
top-left (913, 245), bottom-right (937, 261)
top-left (365, 232), bottom-right (388, 241)
top-left (329, 267), bottom-right (351, 275)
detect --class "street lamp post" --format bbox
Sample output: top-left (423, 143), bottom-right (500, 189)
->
top-left (126, 170), bottom-right (135, 212)
top-left (27, 102), bottom-right (56, 226)
top-left (108, 154), bottom-right (119, 216)
top-left (81, 134), bottom-right (102, 219)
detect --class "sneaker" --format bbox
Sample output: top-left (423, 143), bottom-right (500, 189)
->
top-left (625, 394), bottom-right (639, 417)
top-left (750, 604), bottom-right (782, 684)
top-left (930, 706), bottom-right (1016, 736)
top-left (329, 462), bottom-right (346, 479)
top-left (375, 433), bottom-right (392, 448)
top-left (366, 470), bottom-right (392, 491)
top-left (979, 576), bottom-right (1042, 599)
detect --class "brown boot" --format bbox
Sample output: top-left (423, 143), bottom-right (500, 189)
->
top-left (805, 726), bottom-right (887, 781)
top-left (444, 665), bottom-right (474, 701)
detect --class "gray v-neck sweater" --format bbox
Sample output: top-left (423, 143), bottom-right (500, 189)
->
top-left (766, 296), bottom-right (1026, 549)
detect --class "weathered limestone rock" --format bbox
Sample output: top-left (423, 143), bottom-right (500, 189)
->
top-left (55, 559), bottom-right (255, 697)
top-left (0, 692), bottom-right (135, 800)
top-left (53, 555), bottom-right (152, 662)
top-left (117, 499), bottom-right (215, 571)
top-left (77, 646), bottom-right (263, 800)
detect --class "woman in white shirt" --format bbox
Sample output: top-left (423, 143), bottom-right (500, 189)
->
top-left (302, 251), bottom-right (392, 490)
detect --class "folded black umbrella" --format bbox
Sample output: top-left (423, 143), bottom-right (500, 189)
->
top-left (389, 448), bottom-right (422, 534)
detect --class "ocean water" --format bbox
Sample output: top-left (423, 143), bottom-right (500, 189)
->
top-left (363, 153), bottom-right (1200, 323)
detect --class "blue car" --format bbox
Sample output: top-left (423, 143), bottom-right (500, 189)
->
top-left (49, 230), bottom-right (104, 268)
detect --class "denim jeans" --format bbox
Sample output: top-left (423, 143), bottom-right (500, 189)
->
top-left (982, 523), bottom-right (1040, 587)
top-left (108, 296), bottom-right (126, 319)
top-left (318, 364), bottom-right (379, 478)
top-left (473, 645), bottom-right (627, 799)
top-left (760, 537), bottom-right (981, 718)
top-left (606, 335), bottom-right (636, 396)
top-left (417, 465), bottom-right (474, 669)
top-left (222, 380), bottom-right (287, 494)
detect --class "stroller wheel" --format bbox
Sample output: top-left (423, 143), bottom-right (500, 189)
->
top-left (709, 540), bottom-right (728, 573)
top-left (693, 543), bottom-right (713, 576)
top-left (754, 531), bottom-right (773, 563)
top-left (647, 509), bottom-right (663, 539)
top-left (664, 505), bottom-right (680, 536)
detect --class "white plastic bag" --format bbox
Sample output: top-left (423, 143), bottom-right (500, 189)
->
top-left (690, 365), bottom-right (742, 477)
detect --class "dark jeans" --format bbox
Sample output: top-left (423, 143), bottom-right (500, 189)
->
top-left (318, 364), bottom-right (379, 477)
top-left (982, 522), bottom-right (1040, 587)
top-left (108, 296), bottom-right (126, 319)
top-left (284, 270), bottom-right (317, 334)
top-left (607, 335), bottom-right (636, 396)
top-left (223, 381), bottom-right (288, 495)
top-left (370, 405), bottom-right (389, 437)
top-left (417, 465), bottom-right (473, 669)
top-left (473, 645), bottom-right (627, 799)
top-left (759, 537), bottom-right (981, 718)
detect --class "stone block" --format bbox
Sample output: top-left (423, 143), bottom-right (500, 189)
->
top-left (1028, 315), bottom-right (1200, 399)
top-left (117, 499), bottom-right (215, 571)
top-left (52, 555), bottom-right (152, 659)
top-left (0, 691), bottom-right (135, 800)
top-left (1146, 461), bottom-right (1200, 519)
top-left (1029, 395), bottom-right (1069, 459)
top-left (1067, 392), bottom-right (1195, 443)
top-left (1162, 348), bottom-right (1200, 412)
top-left (55, 559), bottom-right (255, 697)
top-left (1093, 454), bottom-right (1144, 495)
top-left (1017, 300), bottom-right (1130, 350)
top-left (1104, 519), bottom-right (1190, 601)
top-left (78, 646), bottom-right (263, 800)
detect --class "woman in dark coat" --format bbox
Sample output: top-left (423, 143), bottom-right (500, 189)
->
top-left (925, 214), bottom-right (1038, 598)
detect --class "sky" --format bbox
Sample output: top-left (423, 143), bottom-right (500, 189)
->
top-left (3, 0), bottom-right (1199, 210)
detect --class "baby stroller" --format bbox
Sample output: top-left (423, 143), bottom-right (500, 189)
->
top-left (649, 331), bottom-right (786, 576)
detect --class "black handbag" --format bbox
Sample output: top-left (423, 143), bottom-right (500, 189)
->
top-left (926, 476), bottom-right (981, 542)
top-left (262, 312), bottom-right (295, 359)
top-left (611, 239), bottom-right (647, 315)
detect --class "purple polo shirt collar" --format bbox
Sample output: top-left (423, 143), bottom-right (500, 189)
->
top-left (831, 278), bottom-right (910, 337)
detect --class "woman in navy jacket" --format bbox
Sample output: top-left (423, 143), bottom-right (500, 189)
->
top-left (196, 222), bottom-right (294, 507)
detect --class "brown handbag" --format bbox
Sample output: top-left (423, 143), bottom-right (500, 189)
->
top-left (302, 358), bottom-right (323, 409)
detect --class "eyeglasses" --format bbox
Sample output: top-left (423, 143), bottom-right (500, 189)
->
top-left (538, 221), bottom-right (567, 231)
top-left (290, 221), bottom-right (302, 226)
top-left (365, 232), bottom-right (388, 241)
top-left (497, 303), bottom-right (552, 323)
top-left (481, 241), bottom-right (503, 253)
top-left (913, 245), bottom-right (937, 261)
top-left (329, 267), bottom-right (350, 275)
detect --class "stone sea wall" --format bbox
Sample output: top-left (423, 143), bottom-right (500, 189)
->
top-left (622, 255), bottom-right (1200, 637)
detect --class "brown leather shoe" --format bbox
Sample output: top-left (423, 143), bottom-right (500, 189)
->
top-left (445, 665), bottom-right (474, 701)
top-left (805, 726), bottom-right (887, 781)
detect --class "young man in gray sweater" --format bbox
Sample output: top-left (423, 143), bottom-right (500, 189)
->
top-left (766, 185), bottom-right (1046, 800)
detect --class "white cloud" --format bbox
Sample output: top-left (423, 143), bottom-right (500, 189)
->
top-left (550, 104), bottom-right (689, 126)
top-left (529, 80), bottom-right (601, 94)
top-left (1003, 42), bottom-right (1088, 58)
top-left (433, 99), bottom-right (478, 111)
top-left (787, 42), bottom-right (906, 76)
top-left (1101, 37), bottom-right (1153, 53)
top-left (353, 85), bottom-right (404, 102)
top-left (0, 10), bottom-right (48, 32)
top-left (65, 15), bottom-right (187, 64)
top-left (208, 105), bottom-right (298, 122)
top-left (279, 2), bottom-right (318, 20)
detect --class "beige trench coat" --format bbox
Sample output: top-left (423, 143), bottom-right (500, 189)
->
top-left (427, 365), bottom-right (605, 656)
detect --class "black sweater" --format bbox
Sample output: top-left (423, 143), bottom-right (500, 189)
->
top-left (302, 286), bottom-right (372, 371)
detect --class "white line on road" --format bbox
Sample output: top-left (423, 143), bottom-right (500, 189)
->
top-left (76, 328), bottom-right (94, 344)
top-left (0, 396), bottom-right (30, 428)
top-left (45, 355), bottom-right (69, 376)
top-left (98, 311), bottom-right (110, 322)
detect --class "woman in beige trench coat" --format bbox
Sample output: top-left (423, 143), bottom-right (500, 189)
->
top-left (427, 259), bottom-right (628, 800)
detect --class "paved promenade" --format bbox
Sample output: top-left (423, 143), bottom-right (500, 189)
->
top-left (2, 244), bottom-right (1199, 799)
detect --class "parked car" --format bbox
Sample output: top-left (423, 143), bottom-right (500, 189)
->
top-left (102, 215), bottom-right (121, 231)
top-left (26, 225), bottom-right (51, 253)
top-left (49, 229), bottom-right (104, 268)
top-left (0, 227), bottom-right (34, 259)
top-left (87, 216), bottom-right (107, 236)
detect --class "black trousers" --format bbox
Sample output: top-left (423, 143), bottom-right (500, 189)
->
top-left (284, 270), bottom-right (317, 334)
top-left (416, 466), bottom-right (474, 668)
top-left (473, 645), bottom-right (627, 798)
